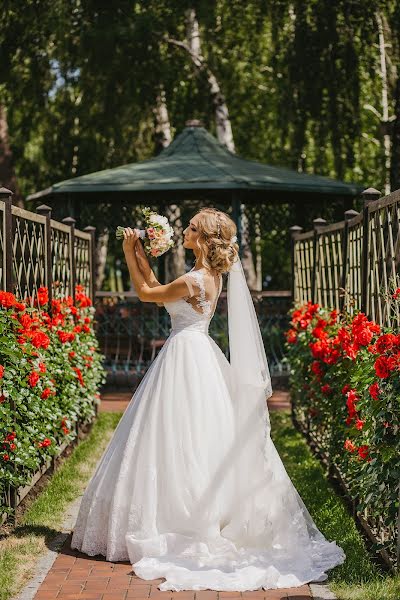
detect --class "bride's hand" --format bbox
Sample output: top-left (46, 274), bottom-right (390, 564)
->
top-left (122, 227), bottom-right (140, 254)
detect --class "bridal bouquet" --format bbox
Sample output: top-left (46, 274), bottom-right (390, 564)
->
top-left (116, 207), bottom-right (175, 257)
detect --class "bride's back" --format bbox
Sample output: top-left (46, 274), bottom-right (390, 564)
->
top-left (164, 268), bottom-right (223, 334)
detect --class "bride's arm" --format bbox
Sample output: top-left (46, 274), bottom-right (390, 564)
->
top-left (123, 228), bottom-right (190, 304)
top-left (134, 241), bottom-right (164, 306)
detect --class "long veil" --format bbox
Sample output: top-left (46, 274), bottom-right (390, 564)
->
top-left (227, 256), bottom-right (273, 431)
top-left (225, 255), bottom-right (346, 583)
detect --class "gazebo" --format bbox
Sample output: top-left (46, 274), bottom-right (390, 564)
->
top-left (27, 121), bottom-right (365, 383)
top-left (29, 120), bottom-right (363, 258)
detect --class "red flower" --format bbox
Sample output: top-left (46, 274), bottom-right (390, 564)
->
top-left (82, 325), bottom-right (90, 334)
top-left (0, 291), bottom-right (16, 308)
top-left (14, 302), bottom-right (26, 311)
top-left (41, 388), bottom-right (52, 400)
top-left (357, 445), bottom-right (369, 460)
top-left (37, 287), bottom-right (49, 306)
top-left (309, 340), bottom-right (329, 360)
top-left (76, 291), bottom-right (92, 307)
top-left (374, 355), bottom-right (396, 379)
top-left (344, 439), bottom-right (356, 453)
top-left (57, 330), bottom-right (75, 344)
top-left (369, 382), bottom-right (381, 400)
top-left (355, 418), bottom-right (365, 430)
top-left (311, 361), bottom-right (324, 378)
top-left (5, 432), bottom-right (16, 441)
top-left (38, 362), bottom-right (46, 374)
top-left (38, 438), bottom-right (51, 448)
top-left (73, 325), bottom-right (82, 334)
top-left (0, 365), bottom-right (4, 379)
top-left (346, 389), bottom-right (359, 419)
top-left (72, 367), bottom-right (85, 387)
top-left (323, 348), bottom-right (341, 365)
top-left (392, 287), bottom-right (400, 299)
top-left (375, 333), bottom-right (397, 354)
top-left (0, 394), bottom-right (6, 404)
top-left (68, 351), bottom-right (76, 359)
top-left (341, 384), bottom-right (350, 395)
top-left (51, 299), bottom-right (62, 313)
top-left (28, 371), bottom-right (40, 387)
top-left (84, 317), bottom-right (91, 324)
top-left (3, 454), bottom-right (10, 461)
top-left (31, 331), bottom-right (50, 349)
top-left (328, 309), bottom-right (339, 325)
top-left (321, 383), bottom-right (332, 396)
top-left (354, 326), bottom-right (373, 346)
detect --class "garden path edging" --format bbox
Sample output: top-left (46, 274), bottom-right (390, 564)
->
top-left (10, 494), bottom-right (82, 600)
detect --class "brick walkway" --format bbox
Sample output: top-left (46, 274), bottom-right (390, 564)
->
top-left (33, 389), bottom-right (312, 600)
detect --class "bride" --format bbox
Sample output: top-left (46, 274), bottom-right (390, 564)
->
top-left (71, 207), bottom-right (345, 591)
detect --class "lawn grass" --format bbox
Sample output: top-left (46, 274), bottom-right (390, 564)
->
top-left (0, 411), bottom-right (122, 600)
top-left (270, 410), bottom-right (400, 600)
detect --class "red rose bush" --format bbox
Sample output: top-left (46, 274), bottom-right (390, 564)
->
top-left (0, 285), bottom-right (106, 516)
top-left (285, 291), bottom-right (400, 563)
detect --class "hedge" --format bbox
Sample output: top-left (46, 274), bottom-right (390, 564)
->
top-left (0, 285), bottom-right (106, 518)
top-left (285, 288), bottom-right (400, 567)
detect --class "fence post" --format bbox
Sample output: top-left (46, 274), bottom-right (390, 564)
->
top-left (0, 188), bottom-right (14, 293)
top-left (340, 209), bottom-right (359, 312)
top-left (289, 225), bottom-right (303, 304)
top-left (83, 225), bottom-right (96, 302)
top-left (361, 188), bottom-right (381, 315)
top-left (36, 205), bottom-right (53, 315)
top-left (0, 188), bottom-right (17, 520)
top-left (311, 218), bottom-right (327, 304)
top-left (62, 216), bottom-right (77, 303)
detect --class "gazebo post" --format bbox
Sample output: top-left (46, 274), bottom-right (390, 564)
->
top-left (231, 192), bottom-right (242, 258)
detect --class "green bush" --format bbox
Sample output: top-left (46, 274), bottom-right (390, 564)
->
top-left (0, 285), bottom-right (106, 517)
top-left (285, 290), bottom-right (400, 566)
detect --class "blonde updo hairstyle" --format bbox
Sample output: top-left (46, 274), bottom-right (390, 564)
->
top-left (193, 208), bottom-right (239, 274)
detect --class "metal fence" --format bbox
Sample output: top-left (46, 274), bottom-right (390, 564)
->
top-left (0, 187), bottom-right (96, 305)
top-left (291, 187), bottom-right (400, 328)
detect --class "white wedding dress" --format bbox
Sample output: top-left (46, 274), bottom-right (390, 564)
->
top-left (71, 264), bottom-right (345, 591)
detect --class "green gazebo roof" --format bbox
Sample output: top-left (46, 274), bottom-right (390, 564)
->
top-left (29, 124), bottom-right (363, 199)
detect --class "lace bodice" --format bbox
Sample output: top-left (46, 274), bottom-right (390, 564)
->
top-left (164, 268), bottom-right (223, 334)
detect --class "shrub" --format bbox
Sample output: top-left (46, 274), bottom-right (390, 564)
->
top-left (0, 285), bottom-right (106, 516)
top-left (285, 288), bottom-right (400, 565)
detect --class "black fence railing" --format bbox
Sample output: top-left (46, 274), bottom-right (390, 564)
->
top-left (0, 187), bottom-right (96, 305)
top-left (290, 187), bottom-right (400, 328)
top-left (94, 290), bottom-right (292, 389)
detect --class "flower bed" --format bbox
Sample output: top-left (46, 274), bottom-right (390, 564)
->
top-left (0, 285), bottom-right (106, 519)
top-left (285, 290), bottom-right (400, 569)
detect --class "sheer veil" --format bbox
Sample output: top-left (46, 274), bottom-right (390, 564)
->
top-left (227, 255), bottom-right (273, 431)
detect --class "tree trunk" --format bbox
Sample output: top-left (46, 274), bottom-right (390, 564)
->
top-left (376, 12), bottom-right (391, 195)
top-left (152, 89), bottom-right (185, 281)
top-left (168, 8), bottom-right (257, 286)
top-left (153, 85), bottom-right (172, 153)
top-left (0, 104), bottom-right (24, 207)
top-left (95, 229), bottom-right (109, 291)
top-left (164, 204), bottom-right (186, 282)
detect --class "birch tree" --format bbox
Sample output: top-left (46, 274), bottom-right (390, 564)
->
top-left (166, 8), bottom-right (259, 288)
